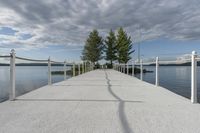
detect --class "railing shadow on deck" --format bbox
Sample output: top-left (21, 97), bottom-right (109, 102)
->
top-left (105, 70), bottom-right (135, 133)
top-left (15, 98), bottom-right (143, 103)
top-left (52, 84), bottom-right (121, 87)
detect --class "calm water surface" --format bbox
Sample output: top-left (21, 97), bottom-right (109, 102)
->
top-left (0, 66), bottom-right (71, 102)
top-left (1, 66), bottom-right (200, 102)
top-left (135, 66), bottom-right (200, 102)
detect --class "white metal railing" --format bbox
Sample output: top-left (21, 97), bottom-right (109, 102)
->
top-left (0, 49), bottom-right (94, 101)
top-left (113, 51), bottom-right (198, 104)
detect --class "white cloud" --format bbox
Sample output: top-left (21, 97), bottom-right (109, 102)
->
top-left (0, 0), bottom-right (200, 51)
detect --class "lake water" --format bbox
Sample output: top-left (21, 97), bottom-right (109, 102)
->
top-left (1, 66), bottom-right (200, 103)
top-left (0, 66), bottom-right (71, 102)
top-left (135, 66), bottom-right (200, 102)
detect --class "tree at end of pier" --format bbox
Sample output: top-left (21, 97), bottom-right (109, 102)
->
top-left (116, 27), bottom-right (134, 63)
top-left (104, 29), bottom-right (117, 68)
top-left (81, 29), bottom-right (104, 64)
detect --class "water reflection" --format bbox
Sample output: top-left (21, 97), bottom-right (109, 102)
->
top-left (0, 66), bottom-right (71, 102)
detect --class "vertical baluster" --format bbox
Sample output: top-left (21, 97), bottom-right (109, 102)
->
top-left (132, 61), bottom-right (134, 77)
top-left (140, 59), bottom-right (143, 81)
top-left (73, 62), bottom-right (75, 77)
top-left (78, 63), bottom-right (81, 75)
top-left (48, 57), bottom-right (52, 85)
top-left (64, 60), bottom-right (66, 80)
top-left (191, 51), bottom-right (197, 103)
top-left (10, 49), bottom-right (16, 100)
top-left (155, 57), bottom-right (159, 86)
top-left (127, 63), bottom-right (129, 75)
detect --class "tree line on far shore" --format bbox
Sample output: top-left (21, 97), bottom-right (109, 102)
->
top-left (81, 27), bottom-right (134, 68)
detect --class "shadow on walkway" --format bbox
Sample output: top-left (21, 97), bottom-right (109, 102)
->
top-left (15, 70), bottom-right (141, 133)
top-left (104, 70), bottom-right (135, 133)
top-left (16, 98), bottom-right (142, 103)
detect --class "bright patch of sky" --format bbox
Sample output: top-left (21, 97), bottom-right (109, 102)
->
top-left (0, 27), bottom-right (18, 36)
top-left (18, 33), bottom-right (33, 40)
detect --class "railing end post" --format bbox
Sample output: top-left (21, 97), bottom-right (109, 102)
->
top-left (48, 56), bottom-right (52, 85)
top-left (155, 56), bottom-right (159, 86)
top-left (191, 51), bottom-right (197, 103)
top-left (9, 49), bottom-right (16, 100)
top-left (192, 51), bottom-right (197, 55)
top-left (64, 60), bottom-right (67, 80)
top-left (132, 61), bottom-right (135, 77)
top-left (140, 59), bottom-right (143, 81)
top-left (73, 62), bottom-right (76, 77)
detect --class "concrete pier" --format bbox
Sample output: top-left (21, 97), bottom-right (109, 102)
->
top-left (0, 69), bottom-right (200, 133)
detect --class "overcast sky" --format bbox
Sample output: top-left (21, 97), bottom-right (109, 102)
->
top-left (0, 0), bottom-right (200, 62)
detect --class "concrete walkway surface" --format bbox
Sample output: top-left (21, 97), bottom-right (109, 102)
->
top-left (0, 69), bottom-right (200, 133)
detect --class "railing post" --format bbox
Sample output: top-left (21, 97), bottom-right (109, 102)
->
top-left (124, 64), bottom-right (126, 74)
top-left (88, 62), bottom-right (90, 71)
top-left (122, 64), bottom-right (123, 73)
top-left (10, 49), bottom-right (15, 100)
top-left (91, 62), bottom-right (93, 71)
top-left (191, 51), bottom-right (197, 103)
top-left (92, 62), bottom-right (94, 70)
top-left (64, 60), bottom-right (67, 80)
top-left (155, 57), bottom-right (159, 86)
top-left (48, 56), bottom-right (52, 85)
top-left (73, 62), bottom-right (75, 77)
top-left (82, 62), bottom-right (84, 73)
top-left (127, 63), bottom-right (129, 75)
top-left (140, 59), bottom-right (143, 81)
top-left (85, 61), bottom-right (87, 72)
top-left (132, 61), bottom-right (134, 77)
top-left (78, 63), bottom-right (81, 75)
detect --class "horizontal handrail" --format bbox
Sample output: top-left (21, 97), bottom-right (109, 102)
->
top-left (114, 50), bottom-right (199, 104)
top-left (195, 58), bottom-right (200, 61)
top-left (0, 55), bottom-right (10, 58)
top-left (51, 61), bottom-right (64, 64)
top-left (159, 60), bottom-right (191, 63)
top-left (16, 56), bottom-right (48, 62)
top-left (3, 49), bottom-right (94, 101)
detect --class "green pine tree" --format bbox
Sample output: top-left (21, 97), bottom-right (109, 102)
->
top-left (104, 29), bottom-right (117, 68)
top-left (81, 29), bottom-right (104, 64)
top-left (116, 27), bottom-right (134, 63)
